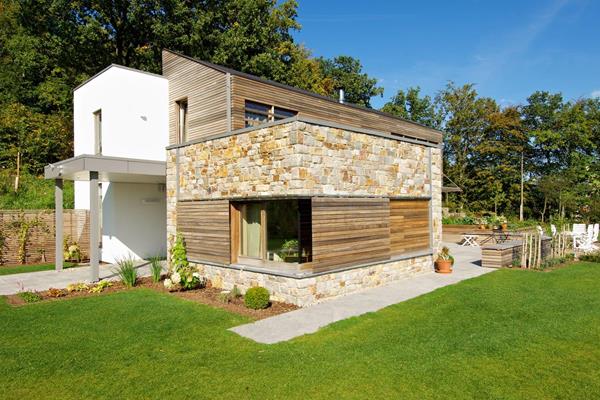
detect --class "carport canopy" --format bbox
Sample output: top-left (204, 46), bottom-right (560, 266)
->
top-left (44, 154), bottom-right (166, 282)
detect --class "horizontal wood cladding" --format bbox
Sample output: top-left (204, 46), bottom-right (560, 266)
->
top-left (389, 199), bottom-right (430, 256)
top-left (309, 197), bottom-right (390, 273)
top-left (231, 75), bottom-right (441, 143)
top-left (177, 200), bottom-right (230, 264)
top-left (163, 51), bottom-right (229, 144)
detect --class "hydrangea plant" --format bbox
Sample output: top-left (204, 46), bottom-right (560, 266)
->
top-left (165, 234), bottom-right (204, 291)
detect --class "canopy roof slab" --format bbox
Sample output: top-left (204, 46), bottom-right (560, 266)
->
top-left (45, 155), bottom-right (166, 282)
top-left (44, 154), bottom-right (166, 183)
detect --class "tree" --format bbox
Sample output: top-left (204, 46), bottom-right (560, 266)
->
top-left (318, 55), bottom-right (383, 108)
top-left (381, 86), bottom-right (442, 128)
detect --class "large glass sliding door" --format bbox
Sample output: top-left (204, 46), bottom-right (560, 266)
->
top-left (232, 199), bottom-right (312, 268)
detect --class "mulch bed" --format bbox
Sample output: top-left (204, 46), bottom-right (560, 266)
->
top-left (5, 277), bottom-right (299, 320)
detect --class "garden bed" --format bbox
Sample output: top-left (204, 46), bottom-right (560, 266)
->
top-left (5, 276), bottom-right (298, 319)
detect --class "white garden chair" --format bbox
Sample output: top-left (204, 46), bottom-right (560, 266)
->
top-left (571, 224), bottom-right (587, 250)
top-left (576, 225), bottom-right (598, 252)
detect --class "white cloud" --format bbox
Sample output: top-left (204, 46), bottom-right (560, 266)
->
top-left (591, 90), bottom-right (600, 98)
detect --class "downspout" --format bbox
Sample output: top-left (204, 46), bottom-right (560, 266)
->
top-left (428, 147), bottom-right (434, 250)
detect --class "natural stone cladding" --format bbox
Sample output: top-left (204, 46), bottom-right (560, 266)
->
top-left (192, 254), bottom-right (433, 307)
top-left (166, 119), bottom-right (444, 304)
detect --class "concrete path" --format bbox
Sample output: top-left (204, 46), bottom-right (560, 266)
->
top-left (0, 261), bottom-right (162, 295)
top-left (230, 243), bottom-right (494, 344)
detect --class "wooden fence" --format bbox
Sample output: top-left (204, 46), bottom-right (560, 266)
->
top-left (0, 210), bottom-right (90, 266)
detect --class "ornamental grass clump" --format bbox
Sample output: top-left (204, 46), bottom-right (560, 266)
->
top-left (149, 256), bottom-right (163, 283)
top-left (164, 234), bottom-right (204, 291)
top-left (244, 286), bottom-right (270, 310)
top-left (115, 257), bottom-right (137, 288)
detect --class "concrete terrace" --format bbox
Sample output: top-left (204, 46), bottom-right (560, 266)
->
top-left (231, 243), bottom-right (493, 344)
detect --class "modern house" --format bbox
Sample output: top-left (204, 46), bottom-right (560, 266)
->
top-left (46, 50), bottom-right (443, 306)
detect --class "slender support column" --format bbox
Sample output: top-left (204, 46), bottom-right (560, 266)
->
top-left (55, 179), bottom-right (63, 272)
top-left (89, 172), bottom-right (99, 282)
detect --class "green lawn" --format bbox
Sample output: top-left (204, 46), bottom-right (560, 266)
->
top-left (1, 263), bottom-right (600, 399)
top-left (0, 262), bottom-right (77, 276)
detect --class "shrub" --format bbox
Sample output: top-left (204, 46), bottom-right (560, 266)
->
top-left (149, 256), bottom-right (163, 283)
top-left (66, 282), bottom-right (89, 292)
top-left (115, 257), bottom-right (137, 288)
top-left (89, 280), bottom-right (113, 293)
top-left (217, 285), bottom-right (243, 304)
top-left (164, 235), bottom-right (204, 291)
top-left (46, 288), bottom-right (66, 298)
top-left (18, 291), bottom-right (42, 303)
top-left (580, 251), bottom-right (600, 263)
top-left (244, 287), bottom-right (270, 310)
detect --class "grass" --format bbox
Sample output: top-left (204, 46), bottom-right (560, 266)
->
top-left (1, 262), bottom-right (600, 399)
top-left (0, 262), bottom-right (76, 276)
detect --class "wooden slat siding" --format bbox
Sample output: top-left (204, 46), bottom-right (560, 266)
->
top-left (231, 75), bottom-right (441, 143)
top-left (177, 200), bottom-right (230, 264)
top-left (309, 197), bottom-right (390, 273)
top-left (389, 199), bottom-right (430, 255)
top-left (163, 51), bottom-right (229, 144)
top-left (0, 210), bottom-right (89, 266)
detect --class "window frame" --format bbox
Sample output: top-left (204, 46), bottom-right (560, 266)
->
top-left (244, 100), bottom-right (297, 127)
top-left (176, 99), bottom-right (188, 144)
top-left (93, 109), bottom-right (102, 155)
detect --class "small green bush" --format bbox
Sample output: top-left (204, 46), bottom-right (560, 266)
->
top-left (114, 257), bottom-right (137, 288)
top-left (18, 291), bottom-right (42, 303)
top-left (580, 251), bottom-right (600, 263)
top-left (244, 286), bottom-right (270, 310)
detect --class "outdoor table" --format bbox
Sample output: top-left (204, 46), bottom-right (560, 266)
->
top-left (461, 234), bottom-right (479, 247)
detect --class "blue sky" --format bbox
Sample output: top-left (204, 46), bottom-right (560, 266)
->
top-left (292, 0), bottom-right (600, 109)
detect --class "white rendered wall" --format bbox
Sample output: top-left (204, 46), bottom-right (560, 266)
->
top-left (101, 182), bottom-right (167, 263)
top-left (73, 66), bottom-right (168, 262)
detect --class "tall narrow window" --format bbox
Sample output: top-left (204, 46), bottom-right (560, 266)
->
top-left (93, 110), bottom-right (102, 155)
top-left (177, 99), bottom-right (188, 143)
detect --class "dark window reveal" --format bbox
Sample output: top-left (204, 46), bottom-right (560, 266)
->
top-left (244, 100), bottom-right (297, 127)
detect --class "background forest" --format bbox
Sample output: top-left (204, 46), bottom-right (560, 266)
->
top-left (0, 0), bottom-right (598, 221)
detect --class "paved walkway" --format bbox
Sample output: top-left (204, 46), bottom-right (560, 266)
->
top-left (0, 261), bottom-right (161, 295)
top-left (230, 243), bottom-right (494, 344)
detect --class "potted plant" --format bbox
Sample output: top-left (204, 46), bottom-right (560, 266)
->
top-left (499, 215), bottom-right (508, 231)
top-left (435, 247), bottom-right (454, 274)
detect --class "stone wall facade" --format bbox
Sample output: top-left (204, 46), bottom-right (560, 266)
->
top-left (192, 254), bottom-right (433, 307)
top-left (165, 119), bottom-right (444, 304)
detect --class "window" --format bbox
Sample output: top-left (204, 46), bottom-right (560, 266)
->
top-left (244, 100), bottom-right (297, 127)
top-left (176, 99), bottom-right (188, 143)
top-left (93, 110), bottom-right (102, 154)
top-left (231, 199), bottom-right (312, 267)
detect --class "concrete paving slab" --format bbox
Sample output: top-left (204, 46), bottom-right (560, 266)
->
top-left (0, 261), bottom-right (164, 295)
top-left (230, 242), bottom-right (493, 344)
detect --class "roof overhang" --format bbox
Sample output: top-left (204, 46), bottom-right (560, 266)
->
top-left (44, 155), bottom-right (166, 183)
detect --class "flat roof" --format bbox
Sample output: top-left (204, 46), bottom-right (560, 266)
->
top-left (44, 154), bottom-right (166, 183)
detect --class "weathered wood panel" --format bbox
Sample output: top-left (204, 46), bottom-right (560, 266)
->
top-left (177, 200), bottom-right (230, 264)
top-left (0, 210), bottom-right (89, 266)
top-left (231, 75), bottom-right (442, 143)
top-left (163, 51), bottom-right (229, 144)
top-left (389, 199), bottom-right (430, 255)
top-left (309, 197), bottom-right (390, 272)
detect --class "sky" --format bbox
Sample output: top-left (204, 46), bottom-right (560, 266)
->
top-left (292, 0), bottom-right (600, 109)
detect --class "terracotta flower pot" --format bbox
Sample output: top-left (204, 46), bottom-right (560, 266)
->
top-left (501, 223), bottom-right (508, 230)
top-left (435, 259), bottom-right (453, 274)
